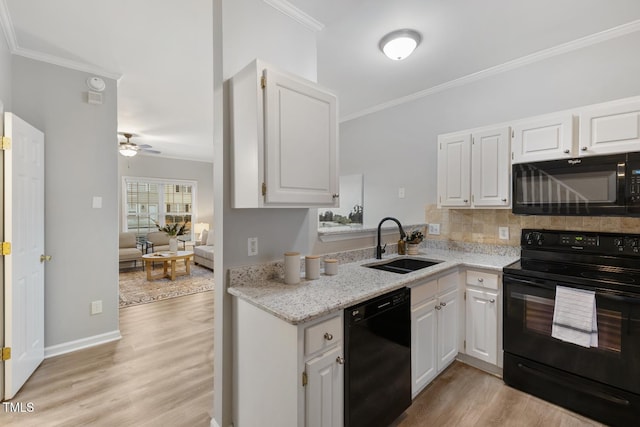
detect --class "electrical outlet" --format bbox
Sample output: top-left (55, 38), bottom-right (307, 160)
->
top-left (248, 237), bottom-right (258, 256)
top-left (428, 223), bottom-right (440, 235)
top-left (91, 300), bottom-right (102, 315)
top-left (398, 187), bottom-right (405, 199)
top-left (499, 226), bottom-right (509, 240)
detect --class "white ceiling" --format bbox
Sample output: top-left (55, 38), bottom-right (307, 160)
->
top-left (3, 0), bottom-right (640, 162)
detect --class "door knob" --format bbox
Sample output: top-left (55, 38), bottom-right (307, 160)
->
top-left (40, 254), bottom-right (52, 263)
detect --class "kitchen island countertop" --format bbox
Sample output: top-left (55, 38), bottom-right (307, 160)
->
top-left (228, 248), bottom-right (519, 325)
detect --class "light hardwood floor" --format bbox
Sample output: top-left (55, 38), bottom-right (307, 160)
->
top-left (397, 362), bottom-right (604, 427)
top-left (2, 291), bottom-right (214, 427)
top-left (3, 290), bottom-right (604, 427)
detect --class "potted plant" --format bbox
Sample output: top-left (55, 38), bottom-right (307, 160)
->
top-left (405, 229), bottom-right (424, 255)
top-left (155, 222), bottom-right (186, 252)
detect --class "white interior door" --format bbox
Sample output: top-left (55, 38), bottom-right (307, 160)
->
top-left (3, 112), bottom-right (45, 399)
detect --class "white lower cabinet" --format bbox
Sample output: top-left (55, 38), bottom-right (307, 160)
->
top-left (410, 270), bottom-right (459, 397)
top-left (305, 345), bottom-right (344, 427)
top-left (463, 269), bottom-right (501, 368)
top-left (465, 288), bottom-right (498, 365)
top-left (233, 298), bottom-right (343, 427)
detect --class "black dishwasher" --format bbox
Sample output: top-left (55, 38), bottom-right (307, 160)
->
top-left (344, 287), bottom-right (411, 427)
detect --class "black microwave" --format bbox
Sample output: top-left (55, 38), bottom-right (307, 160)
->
top-left (512, 152), bottom-right (640, 216)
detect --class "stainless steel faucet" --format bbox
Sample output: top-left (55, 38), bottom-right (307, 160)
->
top-left (376, 217), bottom-right (406, 259)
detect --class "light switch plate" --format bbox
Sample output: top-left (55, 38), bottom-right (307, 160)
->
top-left (91, 300), bottom-right (103, 315)
top-left (428, 223), bottom-right (440, 235)
top-left (92, 196), bottom-right (102, 209)
top-left (398, 187), bottom-right (405, 199)
top-left (499, 226), bottom-right (509, 240)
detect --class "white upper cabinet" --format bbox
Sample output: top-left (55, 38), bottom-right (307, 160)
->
top-left (471, 127), bottom-right (511, 207)
top-left (579, 97), bottom-right (640, 156)
top-left (437, 127), bottom-right (510, 208)
top-left (511, 113), bottom-right (574, 164)
top-left (231, 59), bottom-right (339, 208)
top-left (437, 132), bottom-right (471, 207)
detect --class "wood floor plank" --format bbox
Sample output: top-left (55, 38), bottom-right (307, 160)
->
top-left (1, 291), bottom-right (214, 427)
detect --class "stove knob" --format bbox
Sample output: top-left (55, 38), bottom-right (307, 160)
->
top-left (524, 232), bottom-right (533, 245)
top-left (614, 238), bottom-right (624, 247)
top-left (631, 238), bottom-right (639, 248)
top-left (535, 233), bottom-right (544, 245)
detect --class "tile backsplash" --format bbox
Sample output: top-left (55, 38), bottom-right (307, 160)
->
top-left (425, 204), bottom-right (640, 246)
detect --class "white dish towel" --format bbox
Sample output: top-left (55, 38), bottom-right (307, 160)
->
top-left (551, 286), bottom-right (598, 348)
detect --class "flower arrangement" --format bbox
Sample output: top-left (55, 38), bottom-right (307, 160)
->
top-left (155, 222), bottom-right (186, 237)
top-left (405, 229), bottom-right (424, 244)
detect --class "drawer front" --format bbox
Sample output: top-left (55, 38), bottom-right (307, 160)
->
top-left (466, 270), bottom-right (499, 290)
top-left (305, 315), bottom-right (342, 357)
top-left (411, 279), bottom-right (437, 307)
top-left (438, 271), bottom-right (459, 293)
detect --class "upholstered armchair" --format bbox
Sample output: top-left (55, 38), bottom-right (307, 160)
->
top-left (119, 232), bottom-right (143, 269)
top-left (146, 231), bottom-right (171, 253)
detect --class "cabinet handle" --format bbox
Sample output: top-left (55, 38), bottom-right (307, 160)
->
top-left (336, 356), bottom-right (345, 365)
top-left (435, 305), bottom-right (442, 310)
top-left (564, 149), bottom-right (570, 154)
top-left (463, 199), bottom-right (469, 203)
top-left (332, 194), bottom-right (340, 199)
top-left (501, 198), bottom-right (507, 202)
top-left (581, 146), bottom-right (587, 151)
top-left (440, 302), bottom-right (447, 307)
top-left (489, 299), bottom-right (496, 303)
top-left (478, 277), bottom-right (484, 283)
top-left (324, 332), bottom-right (333, 341)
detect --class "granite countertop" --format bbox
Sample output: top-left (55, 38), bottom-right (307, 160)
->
top-left (228, 248), bottom-right (519, 325)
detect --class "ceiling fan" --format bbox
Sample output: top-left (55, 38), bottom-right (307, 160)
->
top-left (118, 132), bottom-right (161, 157)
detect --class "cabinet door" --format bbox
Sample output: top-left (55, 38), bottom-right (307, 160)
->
top-left (465, 288), bottom-right (498, 365)
top-left (305, 346), bottom-right (343, 427)
top-left (263, 68), bottom-right (338, 206)
top-left (438, 133), bottom-right (471, 207)
top-left (512, 113), bottom-right (574, 164)
top-left (579, 98), bottom-right (640, 156)
top-left (437, 288), bottom-right (458, 371)
top-left (471, 127), bottom-right (511, 207)
top-left (411, 298), bottom-right (438, 397)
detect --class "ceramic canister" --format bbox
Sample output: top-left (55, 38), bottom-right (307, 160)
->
top-left (284, 252), bottom-right (301, 284)
top-left (305, 255), bottom-right (321, 280)
top-left (324, 258), bottom-right (338, 276)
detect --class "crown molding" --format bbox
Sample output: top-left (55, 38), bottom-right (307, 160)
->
top-left (263, 0), bottom-right (324, 32)
top-left (0, 0), bottom-right (122, 81)
top-left (12, 46), bottom-right (122, 80)
top-left (0, 0), bottom-right (17, 50)
top-left (341, 19), bottom-right (640, 123)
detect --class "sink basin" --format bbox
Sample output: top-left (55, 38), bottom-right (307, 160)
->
top-left (364, 257), bottom-right (443, 274)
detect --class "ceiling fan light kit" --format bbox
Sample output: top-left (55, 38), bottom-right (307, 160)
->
top-left (118, 132), bottom-right (160, 157)
top-left (379, 29), bottom-right (422, 60)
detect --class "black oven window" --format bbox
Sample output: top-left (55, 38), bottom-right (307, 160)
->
top-left (518, 293), bottom-right (622, 353)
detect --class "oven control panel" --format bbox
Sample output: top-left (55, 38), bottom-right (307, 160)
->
top-left (522, 229), bottom-right (640, 255)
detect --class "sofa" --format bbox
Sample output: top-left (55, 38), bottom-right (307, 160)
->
top-left (119, 231), bottom-right (142, 269)
top-left (146, 231), bottom-right (171, 253)
top-left (194, 229), bottom-right (214, 270)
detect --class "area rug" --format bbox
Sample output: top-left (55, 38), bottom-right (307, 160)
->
top-left (119, 264), bottom-right (214, 308)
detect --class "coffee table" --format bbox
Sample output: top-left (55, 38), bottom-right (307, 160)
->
top-left (142, 250), bottom-right (194, 281)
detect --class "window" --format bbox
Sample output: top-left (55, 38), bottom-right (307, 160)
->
top-left (123, 177), bottom-right (197, 238)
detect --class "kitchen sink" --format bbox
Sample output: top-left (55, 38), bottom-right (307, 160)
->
top-left (364, 257), bottom-right (443, 274)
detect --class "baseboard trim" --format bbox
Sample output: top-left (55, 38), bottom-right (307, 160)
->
top-left (44, 330), bottom-right (122, 359)
top-left (210, 419), bottom-right (221, 427)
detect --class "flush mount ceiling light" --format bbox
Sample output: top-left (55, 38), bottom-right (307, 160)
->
top-left (379, 29), bottom-right (422, 61)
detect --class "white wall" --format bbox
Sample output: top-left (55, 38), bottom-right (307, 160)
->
top-left (11, 56), bottom-right (120, 353)
top-left (221, 0), bottom-right (318, 267)
top-left (0, 28), bottom-right (11, 109)
top-left (215, 1), bottom-right (319, 426)
top-left (118, 155), bottom-right (214, 229)
top-left (338, 30), bottom-right (640, 233)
